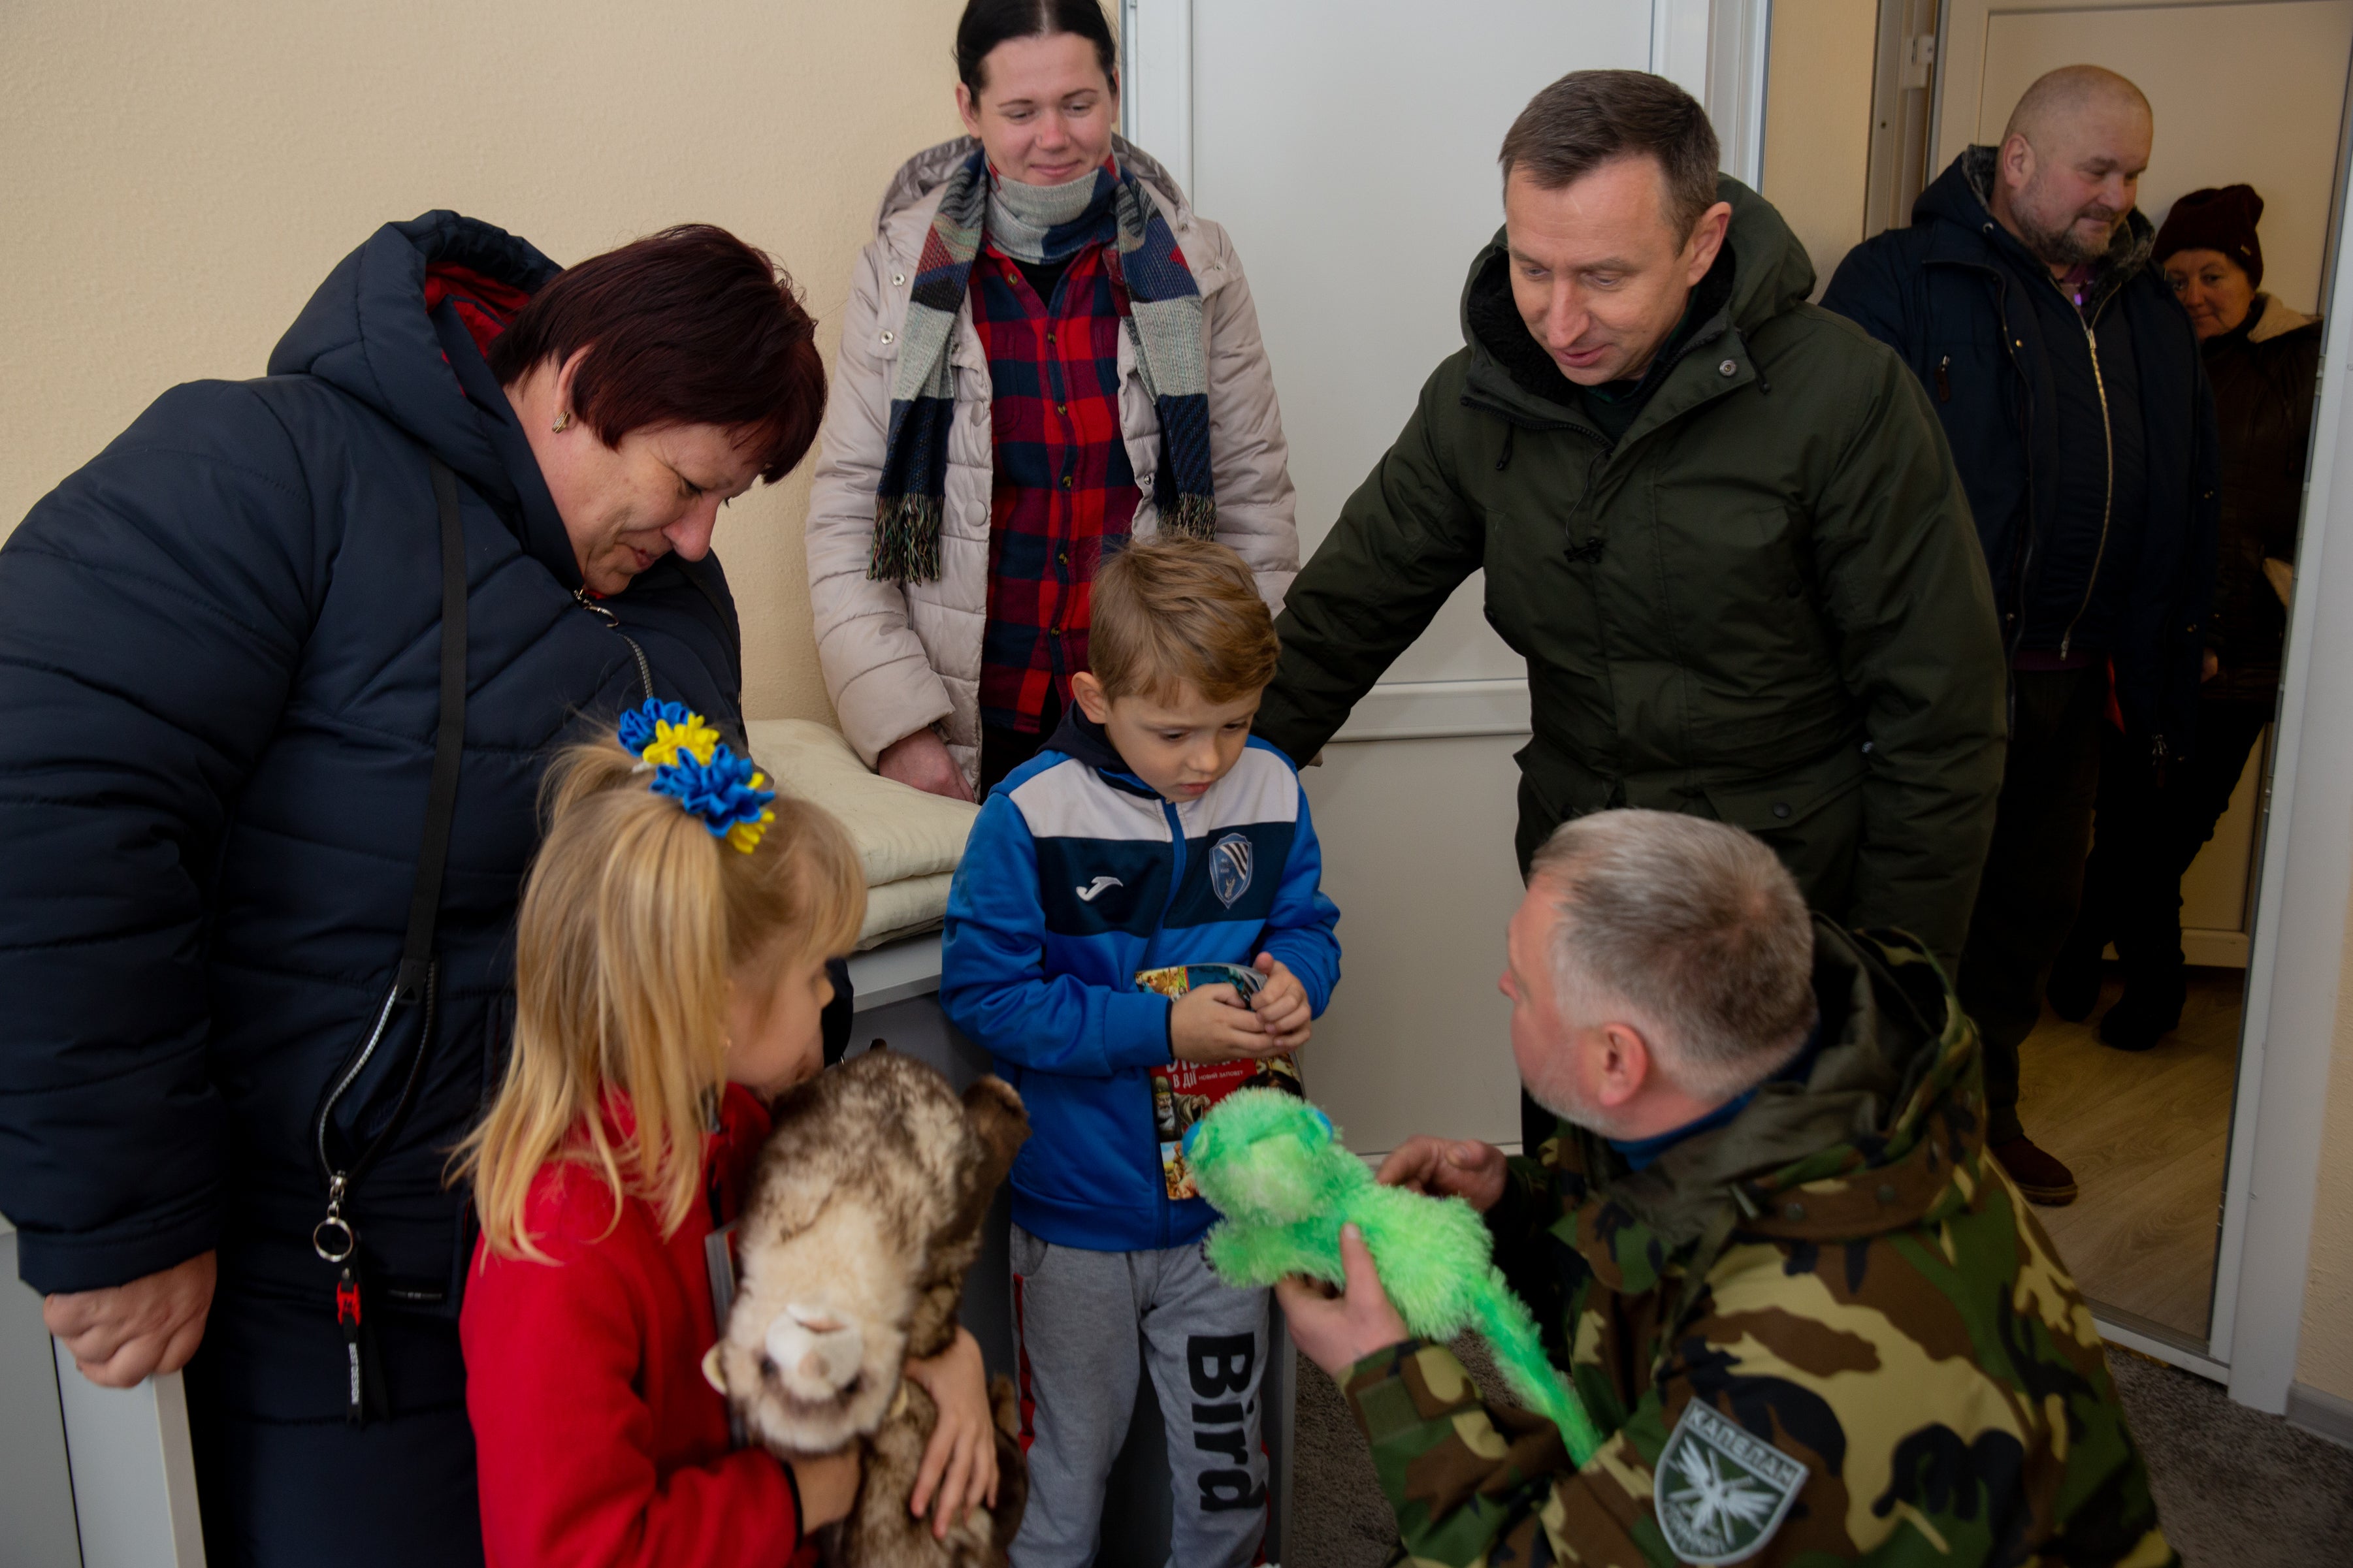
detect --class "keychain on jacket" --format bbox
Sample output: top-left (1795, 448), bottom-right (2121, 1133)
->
top-left (306, 459), bottom-right (468, 1426)
top-left (314, 1171), bottom-right (394, 1425)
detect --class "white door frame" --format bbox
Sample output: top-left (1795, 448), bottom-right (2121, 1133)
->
top-left (2215, 120), bottom-right (2353, 1415)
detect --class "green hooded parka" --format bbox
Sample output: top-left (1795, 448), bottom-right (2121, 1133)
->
top-left (1254, 179), bottom-right (2007, 967)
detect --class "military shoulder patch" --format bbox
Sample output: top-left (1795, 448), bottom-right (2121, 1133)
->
top-left (1655, 1401), bottom-right (1808, 1565)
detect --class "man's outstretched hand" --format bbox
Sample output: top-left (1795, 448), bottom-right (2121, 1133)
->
top-left (1274, 1224), bottom-right (1409, 1376)
top-left (1376, 1136), bottom-right (1507, 1212)
top-left (44, 1251), bottom-right (216, 1387)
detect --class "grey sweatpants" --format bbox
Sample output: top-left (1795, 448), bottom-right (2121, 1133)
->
top-left (1007, 1223), bottom-right (1269, 1568)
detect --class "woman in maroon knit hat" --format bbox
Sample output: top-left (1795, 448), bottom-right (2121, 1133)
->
top-left (2050, 184), bottom-right (2322, 1048)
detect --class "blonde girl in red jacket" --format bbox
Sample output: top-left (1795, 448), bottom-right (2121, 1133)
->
top-left (456, 706), bottom-right (999, 1566)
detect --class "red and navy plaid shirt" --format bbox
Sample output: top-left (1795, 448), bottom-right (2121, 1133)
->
top-left (969, 239), bottom-right (1142, 734)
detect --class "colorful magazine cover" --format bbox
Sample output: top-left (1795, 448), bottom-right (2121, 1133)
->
top-left (1137, 963), bottom-right (1303, 1200)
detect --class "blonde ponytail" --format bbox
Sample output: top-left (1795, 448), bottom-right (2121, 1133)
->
top-left (457, 731), bottom-right (864, 1261)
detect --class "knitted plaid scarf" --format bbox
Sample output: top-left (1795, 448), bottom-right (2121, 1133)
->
top-left (870, 147), bottom-right (1212, 583)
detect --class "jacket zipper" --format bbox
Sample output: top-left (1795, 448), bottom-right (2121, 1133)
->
top-left (574, 588), bottom-right (656, 702)
top-left (1946, 253), bottom-right (2037, 665)
top-left (2055, 280), bottom-right (2118, 660)
top-left (1153, 795), bottom-right (1188, 1251)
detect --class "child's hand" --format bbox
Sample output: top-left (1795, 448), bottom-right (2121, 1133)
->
top-left (1249, 953), bottom-right (1312, 1049)
top-left (786, 1445), bottom-right (862, 1529)
top-left (904, 1327), bottom-right (999, 1537)
top-left (1171, 984), bottom-right (1278, 1063)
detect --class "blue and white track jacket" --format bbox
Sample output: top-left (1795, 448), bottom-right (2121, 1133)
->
top-left (941, 709), bottom-right (1342, 1252)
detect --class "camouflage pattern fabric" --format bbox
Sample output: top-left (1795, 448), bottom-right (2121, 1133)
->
top-left (1343, 921), bottom-right (2176, 1567)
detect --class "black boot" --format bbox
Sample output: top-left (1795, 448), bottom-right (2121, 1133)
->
top-left (2045, 940), bottom-right (2103, 1023)
top-left (2099, 970), bottom-right (2188, 1051)
top-left (1992, 1136), bottom-right (2079, 1205)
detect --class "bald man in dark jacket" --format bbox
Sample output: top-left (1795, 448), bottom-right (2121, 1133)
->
top-left (1824, 67), bottom-right (2218, 1206)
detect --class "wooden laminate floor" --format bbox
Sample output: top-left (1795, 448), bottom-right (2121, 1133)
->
top-left (2014, 967), bottom-right (2243, 1342)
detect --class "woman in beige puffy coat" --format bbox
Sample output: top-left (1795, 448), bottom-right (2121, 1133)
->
top-left (806, 1), bottom-right (1297, 800)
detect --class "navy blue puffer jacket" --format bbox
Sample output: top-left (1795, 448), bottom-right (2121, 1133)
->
top-left (0, 213), bottom-right (743, 1415)
top-left (1824, 152), bottom-right (2218, 760)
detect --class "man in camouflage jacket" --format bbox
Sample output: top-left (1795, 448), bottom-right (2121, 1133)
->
top-left (1280, 810), bottom-right (2172, 1567)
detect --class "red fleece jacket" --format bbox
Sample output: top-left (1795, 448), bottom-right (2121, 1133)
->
top-left (462, 1085), bottom-right (817, 1568)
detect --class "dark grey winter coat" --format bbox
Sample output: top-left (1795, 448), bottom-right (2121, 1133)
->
top-left (0, 214), bottom-right (743, 1421)
top-left (1824, 150), bottom-right (2220, 760)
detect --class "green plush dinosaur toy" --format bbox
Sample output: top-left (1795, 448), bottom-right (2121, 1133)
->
top-left (1181, 1089), bottom-right (1605, 1463)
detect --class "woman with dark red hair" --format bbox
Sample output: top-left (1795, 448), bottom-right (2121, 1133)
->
top-left (0, 212), bottom-right (826, 1565)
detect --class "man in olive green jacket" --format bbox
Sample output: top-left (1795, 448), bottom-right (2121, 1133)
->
top-left (1256, 71), bottom-right (2005, 985)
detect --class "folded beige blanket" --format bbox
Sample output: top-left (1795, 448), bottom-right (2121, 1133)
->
top-left (742, 720), bottom-right (979, 948)
top-left (859, 872), bottom-right (957, 952)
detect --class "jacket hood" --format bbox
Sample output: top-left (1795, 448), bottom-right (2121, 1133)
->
top-left (270, 212), bottom-right (560, 490)
top-left (1040, 702), bottom-right (1163, 799)
top-left (1913, 146), bottom-right (2002, 233)
top-left (869, 134), bottom-right (1195, 238)
top-left (1458, 174), bottom-right (1816, 421)
top-left (267, 211), bottom-right (581, 584)
top-left (1712, 175), bottom-right (1821, 328)
top-left (1916, 147), bottom-right (2156, 297)
top-left (1565, 920), bottom-right (1977, 1256)
top-left (2248, 291), bottom-right (2322, 344)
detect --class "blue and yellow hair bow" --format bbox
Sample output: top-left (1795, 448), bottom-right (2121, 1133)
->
top-left (619, 699), bottom-right (775, 854)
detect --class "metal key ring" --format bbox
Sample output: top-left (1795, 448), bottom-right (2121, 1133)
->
top-left (312, 1216), bottom-right (357, 1264)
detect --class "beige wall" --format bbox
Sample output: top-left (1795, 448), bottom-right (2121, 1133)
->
top-left (0, 0), bottom-right (970, 724)
top-left (1759, 0), bottom-right (1879, 297)
top-left (2298, 890), bottom-right (2353, 1398)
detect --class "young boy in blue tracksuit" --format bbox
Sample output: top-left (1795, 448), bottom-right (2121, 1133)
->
top-left (941, 536), bottom-right (1341, 1568)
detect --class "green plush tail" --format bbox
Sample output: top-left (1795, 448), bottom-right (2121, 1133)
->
top-left (1470, 1266), bottom-right (1606, 1465)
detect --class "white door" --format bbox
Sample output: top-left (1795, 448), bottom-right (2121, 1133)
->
top-left (1123, 2), bottom-right (1765, 1153)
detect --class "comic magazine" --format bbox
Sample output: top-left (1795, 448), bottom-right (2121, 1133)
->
top-left (1136, 962), bottom-right (1303, 1200)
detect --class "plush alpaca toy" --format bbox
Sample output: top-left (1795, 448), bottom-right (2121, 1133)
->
top-left (706, 1049), bottom-right (1030, 1565)
top-left (1181, 1088), bottom-right (1605, 1463)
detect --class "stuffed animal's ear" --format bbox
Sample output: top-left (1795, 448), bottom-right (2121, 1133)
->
top-left (927, 1076), bottom-right (1030, 1257)
top-left (963, 1076), bottom-right (1030, 1195)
